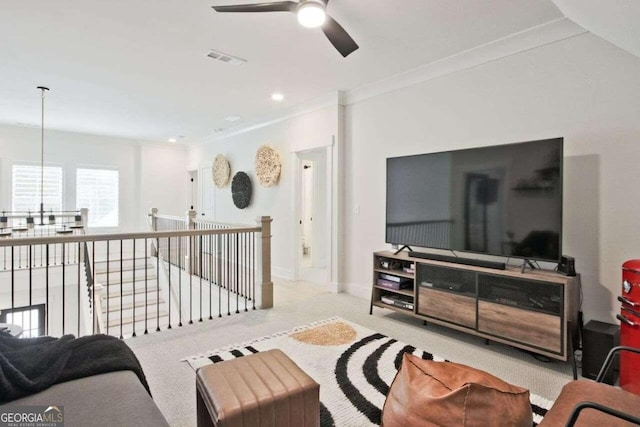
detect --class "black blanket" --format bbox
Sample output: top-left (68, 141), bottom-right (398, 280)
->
top-left (0, 333), bottom-right (150, 403)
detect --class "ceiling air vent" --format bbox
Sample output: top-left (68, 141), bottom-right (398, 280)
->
top-left (207, 50), bottom-right (246, 65)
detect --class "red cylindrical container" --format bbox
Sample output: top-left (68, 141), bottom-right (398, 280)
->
top-left (619, 259), bottom-right (640, 394)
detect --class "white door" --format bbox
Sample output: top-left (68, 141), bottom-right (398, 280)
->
top-left (200, 166), bottom-right (215, 218)
top-left (296, 149), bottom-right (329, 283)
top-left (301, 161), bottom-right (314, 268)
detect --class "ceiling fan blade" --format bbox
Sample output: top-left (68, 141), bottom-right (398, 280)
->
top-left (322, 15), bottom-right (358, 57)
top-left (212, 1), bottom-right (297, 13)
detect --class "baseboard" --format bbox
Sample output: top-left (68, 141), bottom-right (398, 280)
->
top-left (272, 266), bottom-right (294, 281)
top-left (344, 282), bottom-right (371, 300)
top-left (328, 281), bottom-right (343, 294)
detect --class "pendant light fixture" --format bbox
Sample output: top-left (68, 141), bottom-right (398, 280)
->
top-left (37, 86), bottom-right (49, 226)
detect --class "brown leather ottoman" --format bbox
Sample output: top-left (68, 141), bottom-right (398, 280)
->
top-left (382, 354), bottom-right (532, 427)
top-left (196, 349), bottom-right (320, 427)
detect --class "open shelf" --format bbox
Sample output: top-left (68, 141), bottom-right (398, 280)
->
top-left (370, 250), bottom-right (580, 362)
top-left (373, 285), bottom-right (413, 297)
top-left (372, 301), bottom-right (414, 314)
top-left (373, 268), bottom-right (414, 279)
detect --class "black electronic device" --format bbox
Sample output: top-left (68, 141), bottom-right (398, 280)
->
top-left (409, 251), bottom-right (506, 270)
top-left (582, 320), bottom-right (619, 384)
top-left (558, 255), bottom-right (576, 276)
top-left (386, 138), bottom-right (563, 263)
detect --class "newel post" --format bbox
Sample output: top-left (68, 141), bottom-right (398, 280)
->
top-left (188, 209), bottom-right (197, 230)
top-left (80, 208), bottom-right (89, 229)
top-left (150, 208), bottom-right (158, 231)
top-left (187, 209), bottom-right (197, 274)
top-left (150, 208), bottom-right (158, 257)
top-left (256, 216), bottom-right (273, 309)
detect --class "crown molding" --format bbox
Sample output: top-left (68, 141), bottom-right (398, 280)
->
top-left (195, 91), bottom-right (344, 146)
top-left (193, 18), bottom-right (587, 146)
top-left (344, 18), bottom-right (586, 105)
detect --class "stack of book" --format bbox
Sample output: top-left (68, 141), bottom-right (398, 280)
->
top-left (380, 294), bottom-right (414, 310)
top-left (377, 273), bottom-right (412, 290)
top-left (403, 264), bottom-right (415, 274)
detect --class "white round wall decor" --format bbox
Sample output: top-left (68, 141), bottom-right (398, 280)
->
top-left (212, 154), bottom-right (231, 188)
top-left (255, 145), bottom-right (281, 187)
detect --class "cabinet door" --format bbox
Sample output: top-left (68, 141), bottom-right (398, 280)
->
top-left (417, 264), bottom-right (476, 296)
top-left (418, 287), bottom-right (476, 328)
top-left (478, 301), bottom-right (562, 354)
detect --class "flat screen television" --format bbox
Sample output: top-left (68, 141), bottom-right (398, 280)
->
top-left (386, 138), bottom-right (563, 262)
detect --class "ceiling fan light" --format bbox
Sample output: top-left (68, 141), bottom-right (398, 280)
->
top-left (297, 2), bottom-right (326, 28)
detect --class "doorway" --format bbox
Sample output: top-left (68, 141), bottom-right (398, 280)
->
top-left (200, 166), bottom-right (215, 218)
top-left (301, 161), bottom-right (314, 268)
top-left (296, 148), bottom-right (329, 284)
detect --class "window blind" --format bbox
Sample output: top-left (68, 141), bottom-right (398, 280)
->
top-left (11, 165), bottom-right (64, 213)
top-left (76, 168), bottom-right (119, 227)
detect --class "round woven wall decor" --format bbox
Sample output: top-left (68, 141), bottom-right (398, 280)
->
top-left (255, 145), bottom-right (281, 187)
top-left (212, 154), bottom-right (231, 188)
top-left (231, 172), bottom-right (252, 209)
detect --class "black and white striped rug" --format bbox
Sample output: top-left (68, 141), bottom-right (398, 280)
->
top-left (182, 317), bottom-right (552, 426)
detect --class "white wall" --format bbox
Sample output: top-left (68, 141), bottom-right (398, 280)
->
top-left (343, 33), bottom-right (640, 323)
top-left (140, 144), bottom-right (190, 220)
top-left (0, 124), bottom-right (187, 231)
top-left (187, 106), bottom-right (340, 281)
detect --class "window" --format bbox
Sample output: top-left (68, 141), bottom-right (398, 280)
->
top-left (76, 168), bottom-right (119, 227)
top-left (0, 304), bottom-right (45, 338)
top-left (12, 165), bottom-right (63, 213)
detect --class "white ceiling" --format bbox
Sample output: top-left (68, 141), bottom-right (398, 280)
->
top-left (552, 0), bottom-right (640, 59)
top-left (0, 1), bottom-right (581, 143)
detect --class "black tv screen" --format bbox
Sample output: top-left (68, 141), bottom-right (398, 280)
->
top-left (386, 138), bottom-right (563, 262)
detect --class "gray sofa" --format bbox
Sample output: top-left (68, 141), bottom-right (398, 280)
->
top-left (7, 370), bottom-right (169, 426)
top-left (0, 331), bottom-right (169, 426)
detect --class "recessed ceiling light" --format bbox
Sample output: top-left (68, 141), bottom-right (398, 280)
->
top-left (271, 93), bottom-right (284, 102)
top-left (168, 138), bottom-right (177, 143)
top-left (224, 116), bottom-right (241, 122)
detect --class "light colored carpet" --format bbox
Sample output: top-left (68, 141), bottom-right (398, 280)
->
top-left (127, 279), bottom-right (574, 427)
top-left (182, 317), bottom-right (553, 426)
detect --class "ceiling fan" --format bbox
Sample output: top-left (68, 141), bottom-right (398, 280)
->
top-left (212, 0), bottom-right (359, 57)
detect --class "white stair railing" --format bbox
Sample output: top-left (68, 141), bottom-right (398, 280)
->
top-left (0, 211), bottom-right (272, 339)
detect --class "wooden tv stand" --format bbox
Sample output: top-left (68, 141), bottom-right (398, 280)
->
top-left (370, 251), bottom-right (580, 362)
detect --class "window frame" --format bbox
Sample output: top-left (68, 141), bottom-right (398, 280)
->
top-left (75, 166), bottom-right (120, 229)
top-left (0, 304), bottom-right (46, 338)
top-left (11, 161), bottom-right (65, 214)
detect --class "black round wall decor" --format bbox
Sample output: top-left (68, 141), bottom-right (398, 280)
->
top-left (231, 171), bottom-right (252, 209)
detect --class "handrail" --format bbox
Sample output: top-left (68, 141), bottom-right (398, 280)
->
top-left (83, 242), bottom-right (94, 306)
top-left (1, 210), bottom-right (82, 214)
top-left (1, 212), bottom-right (81, 219)
top-left (82, 240), bottom-right (103, 334)
top-left (155, 212), bottom-right (252, 229)
top-left (0, 226), bottom-right (261, 247)
top-left (154, 214), bottom-right (186, 221)
top-left (150, 237), bottom-right (183, 329)
top-left (193, 218), bottom-right (248, 228)
top-left (1, 210), bottom-right (271, 338)
top-left (93, 284), bottom-right (105, 334)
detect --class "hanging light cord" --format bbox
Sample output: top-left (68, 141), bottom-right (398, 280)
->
top-left (37, 86), bottom-right (49, 226)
